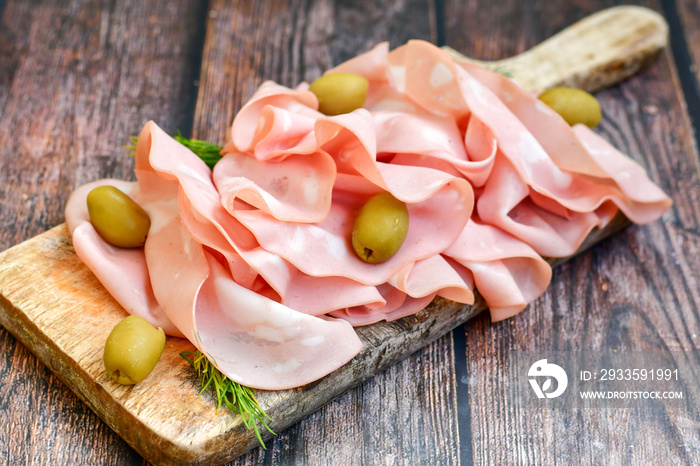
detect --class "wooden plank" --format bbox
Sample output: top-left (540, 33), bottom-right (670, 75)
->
top-left (0, 0), bottom-right (206, 249)
top-left (0, 5), bottom-right (668, 464)
top-left (444, 0), bottom-right (700, 464)
top-left (442, 5), bottom-right (668, 94)
top-left (0, 0), bottom-right (207, 464)
top-left (191, 0), bottom-right (437, 143)
top-left (669, 0), bottom-right (700, 151)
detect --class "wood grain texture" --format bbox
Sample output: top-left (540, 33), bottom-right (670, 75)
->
top-left (0, 0), bottom-right (205, 249)
top-left (445, 0), bottom-right (700, 464)
top-left (669, 0), bottom-right (700, 152)
top-left (443, 6), bottom-right (669, 94)
top-left (0, 0), bottom-right (697, 465)
top-left (191, 0), bottom-right (436, 143)
top-left (0, 0), bottom-right (206, 464)
top-left (676, 0), bottom-right (700, 85)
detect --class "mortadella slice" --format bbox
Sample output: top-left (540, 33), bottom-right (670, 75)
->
top-left (65, 179), bottom-right (183, 337)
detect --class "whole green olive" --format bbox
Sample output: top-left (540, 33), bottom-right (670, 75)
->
top-left (538, 87), bottom-right (602, 128)
top-left (103, 315), bottom-right (166, 385)
top-left (352, 192), bottom-right (409, 264)
top-left (308, 72), bottom-right (369, 116)
top-left (87, 185), bottom-right (151, 248)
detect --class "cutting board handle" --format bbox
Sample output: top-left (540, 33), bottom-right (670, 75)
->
top-left (443, 5), bottom-right (669, 94)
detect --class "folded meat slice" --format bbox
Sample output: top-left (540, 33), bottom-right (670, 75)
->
top-left (233, 180), bottom-right (471, 286)
top-left (372, 111), bottom-right (497, 188)
top-left (329, 253), bottom-right (475, 326)
top-left (197, 253), bottom-right (364, 390)
top-left (226, 81), bottom-right (321, 153)
top-left (452, 58), bottom-right (671, 256)
top-left (571, 124), bottom-right (672, 225)
top-left (214, 148), bottom-right (336, 223)
top-left (444, 219), bottom-right (552, 321)
top-left (477, 155), bottom-right (609, 257)
top-left (330, 290), bottom-right (436, 326)
top-left (65, 179), bottom-right (184, 337)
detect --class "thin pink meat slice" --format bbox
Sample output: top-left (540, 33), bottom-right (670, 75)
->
top-left (65, 179), bottom-right (183, 337)
top-left (444, 219), bottom-right (552, 321)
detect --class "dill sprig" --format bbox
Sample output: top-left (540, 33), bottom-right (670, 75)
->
top-left (124, 135), bottom-right (139, 155)
top-left (488, 65), bottom-right (513, 78)
top-left (173, 131), bottom-right (223, 169)
top-left (180, 350), bottom-right (275, 448)
top-left (124, 132), bottom-right (223, 169)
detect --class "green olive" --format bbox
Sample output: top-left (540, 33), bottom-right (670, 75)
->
top-left (352, 192), bottom-right (409, 263)
top-left (87, 185), bottom-right (151, 248)
top-left (538, 87), bottom-right (602, 128)
top-left (103, 315), bottom-right (166, 385)
top-left (309, 72), bottom-right (369, 115)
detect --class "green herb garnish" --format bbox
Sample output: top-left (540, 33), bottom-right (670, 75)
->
top-left (124, 135), bottom-right (139, 155)
top-left (125, 132), bottom-right (223, 169)
top-left (488, 65), bottom-right (513, 78)
top-left (181, 350), bottom-right (275, 448)
top-left (173, 131), bottom-right (223, 169)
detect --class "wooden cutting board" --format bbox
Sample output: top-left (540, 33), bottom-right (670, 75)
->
top-left (0, 6), bottom-right (668, 465)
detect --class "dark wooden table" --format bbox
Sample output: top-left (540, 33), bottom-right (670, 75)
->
top-left (1, 0), bottom-right (699, 464)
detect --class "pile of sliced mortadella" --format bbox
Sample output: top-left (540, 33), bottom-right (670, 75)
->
top-left (65, 40), bottom-right (672, 390)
